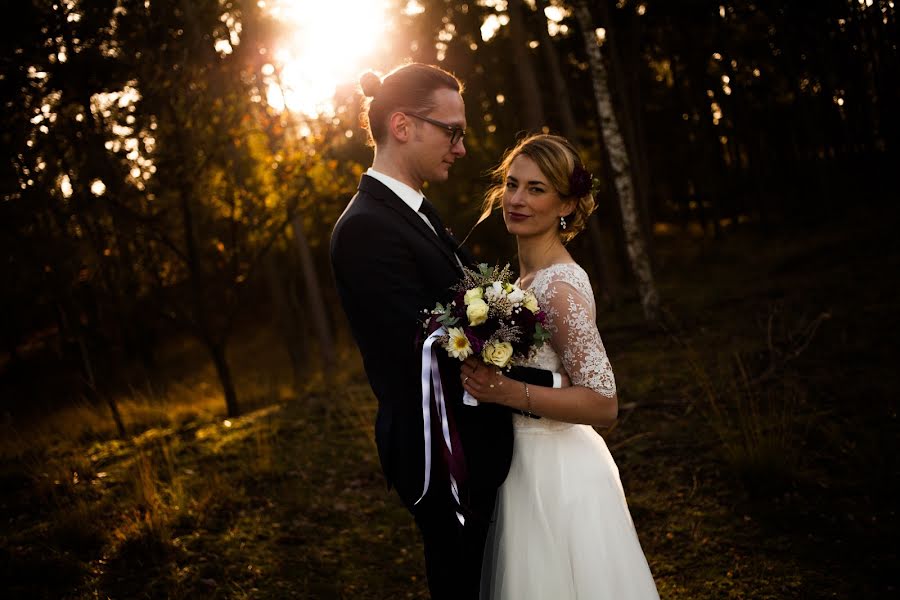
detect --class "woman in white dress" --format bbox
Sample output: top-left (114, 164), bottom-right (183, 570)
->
top-left (461, 134), bottom-right (660, 600)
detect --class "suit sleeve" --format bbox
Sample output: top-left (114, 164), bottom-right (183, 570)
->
top-left (331, 212), bottom-right (432, 357)
top-left (506, 365), bottom-right (554, 387)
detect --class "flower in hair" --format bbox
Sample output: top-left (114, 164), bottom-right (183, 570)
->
top-left (569, 163), bottom-right (594, 197)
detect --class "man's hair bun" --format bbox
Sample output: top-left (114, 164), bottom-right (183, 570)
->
top-left (359, 71), bottom-right (383, 98)
top-left (358, 63), bottom-right (462, 146)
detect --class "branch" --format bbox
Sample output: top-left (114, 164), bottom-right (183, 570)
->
top-left (221, 207), bottom-right (304, 338)
top-left (101, 193), bottom-right (189, 264)
top-left (751, 310), bottom-right (832, 386)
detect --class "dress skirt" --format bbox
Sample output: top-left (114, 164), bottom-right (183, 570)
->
top-left (481, 415), bottom-right (660, 600)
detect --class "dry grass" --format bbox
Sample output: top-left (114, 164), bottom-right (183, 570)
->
top-left (1, 215), bottom-right (898, 598)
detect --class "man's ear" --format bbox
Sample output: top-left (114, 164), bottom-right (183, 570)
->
top-left (387, 111), bottom-right (411, 143)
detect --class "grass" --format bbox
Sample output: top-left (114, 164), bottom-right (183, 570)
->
top-left (1, 211), bottom-right (898, 598)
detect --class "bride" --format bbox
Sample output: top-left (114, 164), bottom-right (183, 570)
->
top-left (460, 134), bottom-right (660, 599)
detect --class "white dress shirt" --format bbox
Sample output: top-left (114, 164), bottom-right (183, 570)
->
top-left (366, 167), bottom-right (463, 268)
top-left (366, 168), bottom-right (437, 234)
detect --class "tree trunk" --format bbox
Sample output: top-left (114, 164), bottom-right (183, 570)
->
top-left (507, 0), bottom-right (546, 132)
top-left (534, 0), bottom-right (578, 138)
top-left (77, 92), bottom-right (160, 379)
top-left (291, 216), bottom-right (336, 375)
top-left (207, 339), bottom-right (240, 418)
top-left (82, 346), bottom-right (127, 439)
top-left (170, 141), bottom-right (244, 414)
top-left (72, 311), bottom-right (127, 438)
top-left (573, 0), bottom-right (659, 321)
top-left (104, 390), bottom-right (128, 438)
top-left (625, 13), bottom-right (656, 253)
top-left (534, 0), bottom-right (622, 306)
top-left (265, 252), bottom-right (306, 389)
top-left (595, 0), bottom-right (655, 260)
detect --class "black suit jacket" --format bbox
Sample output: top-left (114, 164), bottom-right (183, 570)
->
top-left (330, 175), bottom-right (544, 508)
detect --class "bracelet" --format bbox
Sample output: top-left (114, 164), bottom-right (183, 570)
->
top-left (524, 382), bottom-right (532, 415)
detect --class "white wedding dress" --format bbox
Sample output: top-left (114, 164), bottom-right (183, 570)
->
top-left (481, 263), bottom-right (660, 600)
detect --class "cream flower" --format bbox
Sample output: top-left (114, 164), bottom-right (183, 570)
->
top-left (446, 327), bottom-right (473, 360)
top-left (466, 298), bottom-right (489, 326)
top-left (522, 290), bottom-right (539, 313)
top-left (482, 341), bottom-right (514, 368)
top-left (507, 287), bottom-right (525, 304)
top-left (463, 287), bottom-right (484, 305)
top-left (485, 281), bottom-right (504, 301)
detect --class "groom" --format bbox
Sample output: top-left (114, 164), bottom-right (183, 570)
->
top-left (330, 63), bottom-right (559, 598)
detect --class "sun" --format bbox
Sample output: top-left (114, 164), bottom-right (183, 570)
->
top-left (263, 0), bottom-right (398, 117)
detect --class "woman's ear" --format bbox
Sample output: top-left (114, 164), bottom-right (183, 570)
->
top-left (387, 111), bottom-right (411, 143)
top-left (559, 199), bottom-right (576, 218)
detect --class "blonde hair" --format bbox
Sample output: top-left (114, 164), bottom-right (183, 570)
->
top-left (481, 134), bottom-right (596, 243)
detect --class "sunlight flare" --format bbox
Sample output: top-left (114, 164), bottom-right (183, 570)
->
top-left (264, 0), bottom-right (394, 116)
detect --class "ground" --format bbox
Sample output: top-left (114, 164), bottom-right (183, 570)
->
top-left (1, 211), bottom-right (897, 599)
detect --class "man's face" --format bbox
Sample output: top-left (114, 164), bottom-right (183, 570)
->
top-left (408, 88), bottom-right (467, 185)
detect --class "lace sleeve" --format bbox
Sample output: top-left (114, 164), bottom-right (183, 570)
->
top-left (542, 278), bottom-right (617, 398)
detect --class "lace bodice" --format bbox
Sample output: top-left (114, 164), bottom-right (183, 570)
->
top-left (517, 263), bottom-right (616, 399)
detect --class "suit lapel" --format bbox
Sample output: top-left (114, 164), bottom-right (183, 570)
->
top-left (452, 234), bottom-right (476, 269)
top-left (359, 175), bottom-right (463, 275)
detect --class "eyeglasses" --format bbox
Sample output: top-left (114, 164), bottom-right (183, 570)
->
top-left (406, 112), bottom-right (466, 146)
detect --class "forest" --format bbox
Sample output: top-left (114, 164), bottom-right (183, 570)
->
top-left (1, 0), bottom-right (897, 598)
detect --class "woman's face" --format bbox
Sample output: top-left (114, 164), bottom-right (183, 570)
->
top-left (502, 154), bottom-right (574, 239)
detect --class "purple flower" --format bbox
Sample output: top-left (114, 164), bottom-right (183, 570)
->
top-left (465, 327), bottom-right (486, 354)
top-left (569, 164), bottom-right (594, 197)
top-left (515, 307), bottom-right (537, 331)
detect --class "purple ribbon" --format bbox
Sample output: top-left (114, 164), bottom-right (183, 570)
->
top-left (417, 327), bottom-right (465, 525)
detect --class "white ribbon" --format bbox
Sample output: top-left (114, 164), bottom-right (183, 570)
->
top-left (416, 327), bottom-right (465, 525)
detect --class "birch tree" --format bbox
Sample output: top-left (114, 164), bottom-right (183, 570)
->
top-left (533, 0), bottom-right (622, 306)
top-left (573, 0), bottom-right (660, 321)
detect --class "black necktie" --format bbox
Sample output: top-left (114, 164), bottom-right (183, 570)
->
top-left (419, 198), bottom-right (462, 256)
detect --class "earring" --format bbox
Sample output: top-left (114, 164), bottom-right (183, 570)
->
top-left (560, 216), bottom-right (567, 230)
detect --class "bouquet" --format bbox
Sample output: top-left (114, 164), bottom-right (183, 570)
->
top-left (422, 263), bottom-right (551, 405)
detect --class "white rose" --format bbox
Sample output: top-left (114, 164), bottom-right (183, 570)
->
top-left (466, 298), bottom-right (489, 326)
top-left (507, 288), bottom-right (525, 304)
top-left (485, 281), bottom-right (504, 300)
top-left (463, 287), bottom-right (483, 305)
top-left (523, 290), bottom-right (539, 313)
top-left (482, 341), bottom-right (514, 368)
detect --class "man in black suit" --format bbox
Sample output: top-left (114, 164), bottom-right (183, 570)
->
top-left (330, 63), bottom-right (559, 599)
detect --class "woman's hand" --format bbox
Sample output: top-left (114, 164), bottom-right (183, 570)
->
top-left (460, 357), bottom-right (523, 408)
